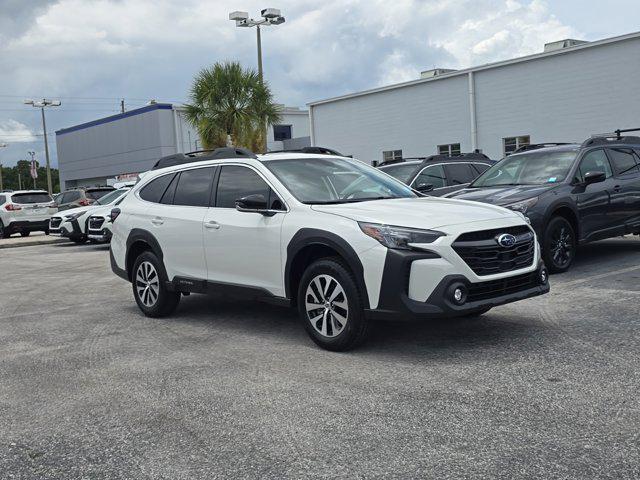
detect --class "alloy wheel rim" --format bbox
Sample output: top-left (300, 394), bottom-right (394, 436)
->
top-left (305, 274), bottom-right (348, 338)
top-left (551, 225), bottom-right (573, 268)
top-left (136, 261), bottom-right (160, 307)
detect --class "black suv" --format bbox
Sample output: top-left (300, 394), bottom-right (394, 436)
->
top-left (377, 152), bottom-right (495, 197)
top-left (447, 131), bottom-right (640, 272)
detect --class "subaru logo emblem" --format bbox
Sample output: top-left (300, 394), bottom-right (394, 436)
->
top-left (497, 233), bottom-right (517, 248)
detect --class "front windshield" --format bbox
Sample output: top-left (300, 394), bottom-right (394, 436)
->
top-left (378, 163), bottom-right (419, 183)
top-left (471, 150), bottom-right (578, 187)
top-left (96, 188), bottom-right (128, 205)
top-left (265, 157), bottom-right (416, 204)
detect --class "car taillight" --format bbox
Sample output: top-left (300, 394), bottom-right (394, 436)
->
top-left (110, 208), bottom-right (121, 222)
top-left (5, 204), bottom-right (22, 211)
top-left (78, 198), bottom-right (92, 206)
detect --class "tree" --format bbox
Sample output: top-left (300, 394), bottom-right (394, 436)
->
top-left (184, 61), bottom-right (281, 153)
top-left (0, 162), bottom-right (59, 192)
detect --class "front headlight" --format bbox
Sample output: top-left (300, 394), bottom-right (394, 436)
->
top-left (64, 212), bottom-right (84, 221)
top-left (504, 197), bottom-right (538, 214)
top-left (359, 222), bottom-right (444, 250)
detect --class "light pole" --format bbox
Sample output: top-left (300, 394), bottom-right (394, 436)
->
top-left (0, 143), bottom-right (6, 191)
top-left (24, 98), bottom-right (61, 194)
top-left (229, 9), bottom-right (286, 81)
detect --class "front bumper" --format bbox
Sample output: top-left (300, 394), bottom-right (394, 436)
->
top-left (87, 228), bottom-right (112, 243)
top-left (54, 218), bottom-right (83, 238)
top-left (366, 254), bottom-right (549, 320)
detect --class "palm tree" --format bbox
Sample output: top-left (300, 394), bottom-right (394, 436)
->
top-left (184, 61), bottom-right (281, 153)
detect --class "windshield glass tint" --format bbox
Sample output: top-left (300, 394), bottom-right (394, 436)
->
top-left (11, 193), bottom-right (52, 204)
top-left (471, 150), bottom-right (578, 187)
top-left (96, 189), bottom-right (128, 205)
top-left (265, 157), bottom-right (416, 204)
top-left (378, 163), bottom-right (418, 183)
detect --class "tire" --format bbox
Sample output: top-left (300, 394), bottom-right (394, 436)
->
top-left (20, 231), bottom-right (31, 237)
top-left (71, 235), bottom-right (88, 244)
top-left (297, 258), bottom-right (368, 351)
top-left (0, 221), bottom-right (10, 238)
top-left (44, 229), bottom-right (49, 235)
top-left (131, 251), bottom-right (180, 318)
top-left (543, 216), bottom-right (576, 273)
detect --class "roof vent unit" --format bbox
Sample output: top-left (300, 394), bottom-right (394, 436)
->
top-left (543, 39), bottom-right (588, 52)
top-left (420, 68), bottom-right (457, 79)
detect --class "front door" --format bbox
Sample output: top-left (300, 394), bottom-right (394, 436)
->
top-left (203, 165), bottom-right (286, 296)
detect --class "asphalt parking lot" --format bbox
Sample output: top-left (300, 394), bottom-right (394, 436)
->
top-left (1, 238), bottom-right (639, 479)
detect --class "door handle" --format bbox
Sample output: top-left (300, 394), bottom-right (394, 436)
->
top-left (151, 217), bottom-right (164, 226)
top-left (204, 220), bottom-right (220, 230)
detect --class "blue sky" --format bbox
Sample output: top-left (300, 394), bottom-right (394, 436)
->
top-left (0, 0), bottom-right (637, 167)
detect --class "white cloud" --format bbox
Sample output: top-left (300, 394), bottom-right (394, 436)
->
top-left (0, 120), bottom-right (37, 143)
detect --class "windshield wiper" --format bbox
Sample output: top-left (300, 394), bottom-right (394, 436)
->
top-left (311, 196), bottom-right (400, 205)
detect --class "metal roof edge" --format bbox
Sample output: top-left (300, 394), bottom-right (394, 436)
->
top-left (307, 30), bottom-right (640, 107)
top-left (55, 103), bottom-right (174, 136)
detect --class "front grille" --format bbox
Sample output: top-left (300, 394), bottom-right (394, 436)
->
top-left (49, 217), bottom-right (62, 229)
top-left (467, 271), bottom-right (539, 302)
top-left (453, 226), bottom-right (535, 276)
top-left (89, 217), bottom-right (105, 230)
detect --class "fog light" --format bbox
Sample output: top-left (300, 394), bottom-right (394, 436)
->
top-left (540, 268), bottom-right (548, 285)
top-left (454, 288), bottom-right (463, 302)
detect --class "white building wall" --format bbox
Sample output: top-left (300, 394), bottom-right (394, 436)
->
top-left (310, 32), bottom-right (640, 162)
top-left (267, 110), bottom-right (310, 151)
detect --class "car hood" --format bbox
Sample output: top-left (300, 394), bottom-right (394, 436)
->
top-left (311, 197), bottom-right (519, 229)
top-left (86, 205), bottom-right (113, 217)
top-left (54, 205), bottom-right (93, 218)
top-left (446, 184), bottom-right (556, 205)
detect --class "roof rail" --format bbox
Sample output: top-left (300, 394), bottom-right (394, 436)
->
top-left (152, 147), bottom-right (257, 170)
top-left (265, 146), bottom-right (343, 156)
top-left (582, 129), bottom-right (640, 147)
top-left (377, 151), bottom-right (492, 167)
top-left (512, 143), bottom-right (571, 154)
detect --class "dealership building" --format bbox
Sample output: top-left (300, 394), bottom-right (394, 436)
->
top-left (308, 31), bottom-right (640, 163)
top-left (55, 104), bottom-right (309, 189)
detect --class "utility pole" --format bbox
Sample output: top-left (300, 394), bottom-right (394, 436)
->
top-left (0, 143), bottom-right (6, 191)
top-left (229, 8), bottom-right (285, 152)
top-left (24, 99), bottom-right (61, 194)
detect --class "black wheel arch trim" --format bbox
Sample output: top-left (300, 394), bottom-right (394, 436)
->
top-left (285, 228), bottom-right (370, 309)
top-left (544, 201), bottom-right (580, 240)
top-left (124, 228), bottom-right (167, 282)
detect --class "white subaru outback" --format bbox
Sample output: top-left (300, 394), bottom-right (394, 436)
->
top-left (110, 148), bottom-right (549, 351)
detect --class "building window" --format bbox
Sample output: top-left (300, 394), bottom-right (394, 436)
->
top-left (503, 135), bottom-right (530, 155)
top-left (438, 143), bottom-right (461, 156)
top-left (382, 150), bottom-right (403, 162)
top-left (273, 125), bottom-right (292, 141)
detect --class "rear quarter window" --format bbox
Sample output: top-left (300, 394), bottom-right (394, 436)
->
top-left (86, 189), bottom-right (115, 200)
top-left (139, 174), bottom-right (176, 203)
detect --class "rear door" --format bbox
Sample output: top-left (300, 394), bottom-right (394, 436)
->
top-left (203, 164), bottom-right (286, 295)
top-left (140, 167), bottom-right (215, 281)
top-left (606, 147), bottom-right (640, 231)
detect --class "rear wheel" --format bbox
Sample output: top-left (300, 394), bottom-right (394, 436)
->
top-left (297, 258), bottom-right (368, 351)
top-left (20, 231), bottom-right (30, 237)
top-left (132, 251), bottom-right (180, 317)
top-left (543, 216), bottom-right (576, 273)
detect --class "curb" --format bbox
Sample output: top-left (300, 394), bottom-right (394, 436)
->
top-left (0, 238), bottom-right (67, 250)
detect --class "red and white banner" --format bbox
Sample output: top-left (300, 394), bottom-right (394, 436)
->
top-left (30, 160), bottom-right (38, 179)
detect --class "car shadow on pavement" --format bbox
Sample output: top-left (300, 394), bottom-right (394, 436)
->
top-left (127, 291), bottom-right (548, 359)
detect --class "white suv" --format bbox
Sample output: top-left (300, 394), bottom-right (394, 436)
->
top-left (110, 148), bottom-right (549, 350)
top-left (0, 190), bottom-right (56, 238)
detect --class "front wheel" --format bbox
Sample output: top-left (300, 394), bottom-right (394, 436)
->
top-left (543, 216), bottom-right (576, 273)
top-left (297, 258), bottom-right (368, 351)
top-left (0, 221), bottom-right (10, 238)
top-left (20, 231), bottom-right (31, 237)
top-left (132, 251), bottom-right (180, 317)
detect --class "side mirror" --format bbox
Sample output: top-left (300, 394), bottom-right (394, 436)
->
top-left (416, 183), bottom-right (434, 193)
top-left (583, 171), bottom-right (606, 185)
top-left (235, 194), bottom-right (281, 216)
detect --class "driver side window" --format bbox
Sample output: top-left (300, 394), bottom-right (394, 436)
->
top-left (216, 166), bottom-right (284, 210)
top-left (411, 164), bottom-right (446, 189)
top-left (575, 150), bottom-right (612, 183)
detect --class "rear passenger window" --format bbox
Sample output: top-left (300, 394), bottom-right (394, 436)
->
top-left (608, 148), bottom-right (640, 175)
top-left (216, 166), bottom-right (273, 208)
top-left (445, 163), bottom-right (476, 185)
top-left (139, 174), bottom-right (175, 203)
top-left (173, 168), bottom-right (215, 207)
top-left (66, 191), bottom-right (81, 202)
